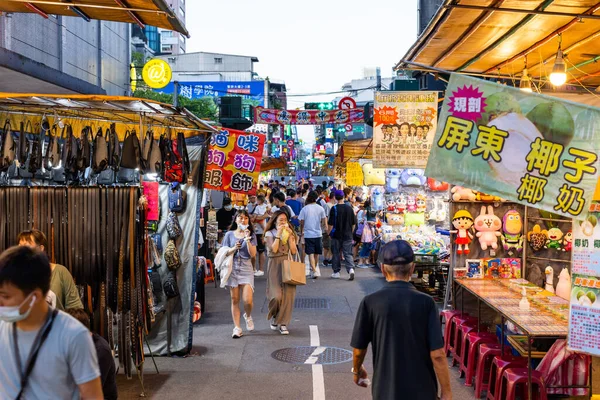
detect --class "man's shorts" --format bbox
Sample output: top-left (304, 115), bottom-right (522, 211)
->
top-left (256, 234), bottom-right (266, 253)
top-left (305, 237), bottom-right (323, 255)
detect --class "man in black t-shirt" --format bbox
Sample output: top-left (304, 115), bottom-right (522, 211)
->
top-left (327, 190), bottom-right (357, 280)
top-left (350, 241), bottom-right (452, 400)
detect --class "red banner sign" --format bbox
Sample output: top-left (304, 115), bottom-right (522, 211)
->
top-left (253, 106), bottom-right (365, 125)
top-left (204, 128), bottom-right (266, 195)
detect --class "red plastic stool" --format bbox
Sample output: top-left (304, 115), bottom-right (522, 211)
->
top-left (497, 368), bottom-right (547, 400)
top-left (453, 322), bottom-right (478, 368)
top-left (451, 317), bottom-right (478, 366)
top-left (487, 355), bottom-right (528, 400)
top-left (460, 331), bottom-right (497, 386)
top-left (440, 310), bottom-right (463, 355)
top-left (474, 343), bottom-right (511, 397)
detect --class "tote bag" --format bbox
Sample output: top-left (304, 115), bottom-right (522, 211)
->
top-left (282, 251), bottom-right (306, 286)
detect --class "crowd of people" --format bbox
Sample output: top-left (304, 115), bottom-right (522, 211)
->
top-left (215, 177), bottom-right (383, 339)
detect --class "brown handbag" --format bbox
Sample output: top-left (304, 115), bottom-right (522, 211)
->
top-left (282, 251), bottom-right (306, 286)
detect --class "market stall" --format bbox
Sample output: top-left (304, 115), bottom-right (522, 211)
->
top-left (0, 94), bottom-right (217, 390)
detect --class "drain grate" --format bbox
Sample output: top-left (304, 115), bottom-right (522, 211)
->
top-left (294, 297), bottom-right (330, 310)
top-left (271, 346), bottom-right (353, 365)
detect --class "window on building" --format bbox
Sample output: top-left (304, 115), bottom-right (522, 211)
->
top-left (162, 45), bottom-right (173, 52)
top-left (162, 31), bottom-right (172, 38)
top-left (179, 6), bottom-right (185, 18)
top-left (214, 58), bottom-right (223, 64)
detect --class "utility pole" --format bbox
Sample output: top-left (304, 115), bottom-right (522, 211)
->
top-left (376, 67), bottom-right (381, 91)
top-left (173, 81), bottom-right (180, 108)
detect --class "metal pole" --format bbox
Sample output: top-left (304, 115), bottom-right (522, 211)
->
top-left (445, 3), bottom-right (600, 20)
top-left (173, 81), bottom-right (180, 108)
top-left (376, 67), bottom-right (381, 91)
top-left (528, 334), bottom-right (532, 400)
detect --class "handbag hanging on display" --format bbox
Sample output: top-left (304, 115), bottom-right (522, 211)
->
top-left (282, 251), bottom-right (306, 286)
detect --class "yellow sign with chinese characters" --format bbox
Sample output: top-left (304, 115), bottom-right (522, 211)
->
top-left (426, 74), bottom-right (600, 220)
top-left (142, 59), bottom-right (172, 89)
top-left (346, 162), bottom-right (364, 186)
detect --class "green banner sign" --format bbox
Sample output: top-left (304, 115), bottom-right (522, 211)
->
top-left (426, 74), bottom-right (600, 219)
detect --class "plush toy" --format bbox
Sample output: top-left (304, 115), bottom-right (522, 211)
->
top-left (400, 169), bottom-right (426, 186)
top-left (385, 169), bottom-right (402, 193)
top-left (416, 194), bottom-right (427, 213)
top-left (451, 186), bottom-right (477, 202)
top-left (387, 213), bottom-right (404, 226)
top-left (501, 209), bottom-right (523, 255)
top-left (563, 230), bottom-right (573, 252)
top-left (555, 268), bottom-right (571, 300)
top-left (527, 224), bottom-right (548, 252)
top-left (386, 197), bottom-right (396, 212)
top-left (451, 209), bottom-right (474, 255)
top-left (545, 227), bottom-right (564, 250)
top-left (474, 205), bottom-right (502, 251)
top-left (406, 195), bottom-right (417, 213)
top-left (362, 163), bottom-right (386, 186)
top-left (371, 186), bottom-right (385, 211)
top-left (427, 178), bottom-right (449, 192)
top-left (475, 192), bottom-right (504, 202)
top-left (434, 197), bottom-right (448, 222)
top-left (395, 194), bottom-right (407, 214)
top-left (544, 266), bottom-right (555, 293)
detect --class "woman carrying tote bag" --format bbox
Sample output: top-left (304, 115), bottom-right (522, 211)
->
top-left (264, 210), bottom-right (299, 335)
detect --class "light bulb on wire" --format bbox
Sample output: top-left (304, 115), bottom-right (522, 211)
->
top-left (520, 57), bottom-right (533, 93)
top-left (549, 34), bottom-right (567, 86)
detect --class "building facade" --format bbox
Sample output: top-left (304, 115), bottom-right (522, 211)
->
top-left (158, 0), bottom-right (186, 55)
top-left (0, 13), bottom-right (130, 95)
top-left (159, 51), bottom-right (259, 82)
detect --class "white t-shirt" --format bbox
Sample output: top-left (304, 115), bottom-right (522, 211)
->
top-left (271, 205), bottom-right (295, 218)
top-left (248, 203), bottom-right (267, 234)
top-left (299, 203), bottom-right (327, 239)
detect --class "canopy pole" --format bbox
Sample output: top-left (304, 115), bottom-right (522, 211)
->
top-left (173, 81), bottom-right (180, 108)
top-left (3, 0), bottom-right (168, 14)
top-left (445, 3), bottom-right (600, 20)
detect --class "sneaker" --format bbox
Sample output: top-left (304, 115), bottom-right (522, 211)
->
top-left (270, 318), bottom-right (278, 331)
top-left (243, 313), bottom-right (254, 331)
top-left (331, 272), bottom-right (341, 279)
top-left (279, 325), bottom-right (290, 335)
top-left (314, 266), bottom-right (321, 278)
top-left (349, 268), bottom-right (355, 281)
top-left (254, 270), bottom-right (264, 277)
top-left (232, 327), bottom-right (243, 339)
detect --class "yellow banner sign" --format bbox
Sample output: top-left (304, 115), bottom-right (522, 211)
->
top-left (346, 162), bottom-right (364, 186)
top-left (142, 59), bottom-right (172, 89)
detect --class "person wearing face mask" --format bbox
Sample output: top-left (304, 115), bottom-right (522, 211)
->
top-left (17, 229), bottom-right (83, 311)
top-left (221, 211), bottom-right (258, 339)
top-left (217, 198), bottom-right (237, 241)
top-left (0, 246), bottom-right (103, 400)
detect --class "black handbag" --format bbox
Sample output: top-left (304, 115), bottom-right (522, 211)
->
top-left (120, 129), bottom-right (141, 169)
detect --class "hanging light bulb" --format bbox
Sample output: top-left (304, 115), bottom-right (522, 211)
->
top-left (520, 57), bottom-right (533, 93)
top-left (550, 34), bottom-right (567, 86)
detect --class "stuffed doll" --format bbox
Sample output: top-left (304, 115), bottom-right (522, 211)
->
top-left (427, 178), bottom-right (449, 192)
top-left (406, 195), bottom-right (417, 213)
top-left (400, 169), bottom-right (426, 186)
top-left (475, 192), bottom-right (504, 202)
top-left (362, 163), bottom-right (386, 186)
top-left (451, 186), bottom-right (477, 202)
top-left (563, 230), bottom-right (573, 252)
top-left (387, 213), bottom-right (404, 226)
top-left (500, 209), bottom-right (523, 255)
top-left (450, 209), bottom-right (474, 255)
top-left (371, 186), bottom-right (385, 211)
top-left (474, 205), bottom-right (502, 251)
top-left (395, 194), bottom-right (407, 214)
top-left (385, 169), bottom-right (402, 193)
top-left (416, 194), bottom-right (427, 213)
top-left (527, 224), bottom-right (548, 252)
top-left (545, 227), bottom-right (564, 250)
top-left (386, 196), bottom-right (396, 212)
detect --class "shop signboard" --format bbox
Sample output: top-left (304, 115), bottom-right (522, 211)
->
top-left (159, 81), bottom-right (266, 107)
top-left (568, 203), bottom-right (600, 355)
top-left (426, 74), bottom-right (600, 220)
top-left (373, 91), bottom-right (438, 168)
top-left (253, 107), bottom-right (364, 125)
top-left (204, 128), bottom-right (266, 195)
top-left (346, 162), bottom-right (364, 186)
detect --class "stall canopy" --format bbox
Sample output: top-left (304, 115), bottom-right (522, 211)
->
top-left (260, 156), bottom-right (287, 172)
top-left (0, 93), bottom-right (217, 139)
top-left (0, 0), bottom-right (188, 37)
top-left (334, 138), bottom-right (372, 164)
top-left (396, 0), bottom-right (600, 89)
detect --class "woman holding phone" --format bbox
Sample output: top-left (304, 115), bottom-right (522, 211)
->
top-left (222, 210), bottom-right (257, 338)
top-left (264, 210), bottom-right (299, 335)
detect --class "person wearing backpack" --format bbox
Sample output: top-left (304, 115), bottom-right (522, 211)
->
top-left (328, 190), bottom-right (357, 281)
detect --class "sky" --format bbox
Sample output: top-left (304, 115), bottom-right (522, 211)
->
top-left (185, 0), bottom-right (419, 143)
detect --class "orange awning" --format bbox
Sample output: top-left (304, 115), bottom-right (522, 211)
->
top-left (334, 139), bottom-right (372, 165)
top-left (260, 157), bottom-right (287, 172)
top-left (0, 0), bottom-right (188, 37)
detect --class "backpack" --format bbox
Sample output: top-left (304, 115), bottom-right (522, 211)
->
top-left (17, 121), bottom-right (29, 164)
top-left (163, 271), bottom-right (180, 298)
top-left (168, 182), bottom-right (185, 212)
top-left (160, 133), bottom-right (182, 182)
top-left (92, 127), bottom-right (108, 173)
top-left (28, 119), bottom-right (45, 174)
top-left (108, 123), bottom-right (121, 171)
top-left (44, 123), bottom-right (60, 170)
top-left (147, 136), bottom-right (162, 175)
top-left (120, 129), bottom-right (141, 169)
top-left (166, 212), bottom-right (183, 239)
top-left (77, 126), bottom-right (91, 172)
top-left (140, 130), bottom-right (153, 172)
top-left (164, 240), bottom-right (182, 270)
top-left (0, 120), bottom-right (16, 173)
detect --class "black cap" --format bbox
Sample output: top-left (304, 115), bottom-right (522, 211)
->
top-left (379, 240), bottom-right (414, 265)
top-left (223, 198), bottom-right (232, 206)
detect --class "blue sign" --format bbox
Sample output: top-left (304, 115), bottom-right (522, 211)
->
top-left (158, 81), bottom-right (266, 107)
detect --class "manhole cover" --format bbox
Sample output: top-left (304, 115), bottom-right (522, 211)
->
top-left (294, 297), bottom-right (330, 310)
top-left (271, 346), bottom-right (352, 365)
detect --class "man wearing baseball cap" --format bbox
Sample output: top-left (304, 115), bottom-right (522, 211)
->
top-left (350, 240), bottom-right (452, 400)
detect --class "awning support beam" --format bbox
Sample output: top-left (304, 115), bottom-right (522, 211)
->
top-left (3, 0), bottom-right (167, 14)
top-left (445, 4), bottom-right (600, 20)
top-left (24, 2), bottom-right (48, 18)
top-left (113, 0), bottom-right (144, 29)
